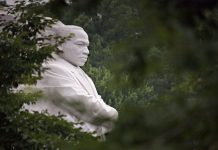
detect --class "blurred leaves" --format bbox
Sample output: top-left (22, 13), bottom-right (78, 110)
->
top-left (1, 0), bottom-right (218, 149)
top-left (0, 1), bottom-right (93, 149)
top-left (72, 0), bottom-right (218, 149)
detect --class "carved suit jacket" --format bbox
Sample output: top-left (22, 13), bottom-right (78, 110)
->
top-left (23, 54), bottom-right (118, 136)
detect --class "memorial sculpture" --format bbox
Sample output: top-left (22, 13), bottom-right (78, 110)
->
top-left (22, 21), bottom-right (118, 137)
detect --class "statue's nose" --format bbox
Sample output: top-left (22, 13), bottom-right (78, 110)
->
top-left (83, 48), bottom-right (89, 55)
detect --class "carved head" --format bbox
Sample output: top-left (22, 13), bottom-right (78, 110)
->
top-left (43, 21), bottom-right (90, 67)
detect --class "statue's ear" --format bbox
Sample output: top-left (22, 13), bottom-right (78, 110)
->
top-left (58, 46), bottom-right (63, 51)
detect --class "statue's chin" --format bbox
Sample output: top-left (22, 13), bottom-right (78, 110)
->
top-left (78, 62), bottom-right (86, 67)
top-left (74, 61), bottom-right (86, 67)
top-left (65, 59), bottom-right (87, 67)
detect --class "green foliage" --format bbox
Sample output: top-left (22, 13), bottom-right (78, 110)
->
top-left (0, 1), bottom-right (93, 149)
top-left (1, 0), bottom-right (218, 149)
top-left (0, 2), bottom-right (59, 90)
top-left (0, 93), bottom-right (92, 149)
top-left (62, 0), bottom-right (218, 149)
top-left (74, 96), bottom-right (218, 150)
top-left (84, 64), bottom-right (157, 108)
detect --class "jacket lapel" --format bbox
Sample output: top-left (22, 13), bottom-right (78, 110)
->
top-left (52, 54), bottom-right (98, 97)
top-left (71, 67), bottom-right (93, 95)
top-left (79, 68), bottom-right (99, 98)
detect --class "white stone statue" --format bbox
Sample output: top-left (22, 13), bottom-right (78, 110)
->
top-left (22, 21), bottom-right (118, 137)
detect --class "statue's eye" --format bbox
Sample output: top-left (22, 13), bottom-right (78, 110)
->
top-left (74, 41), bottom-right (89, 46)
top-left (75, 42), bottom-right (84, 46)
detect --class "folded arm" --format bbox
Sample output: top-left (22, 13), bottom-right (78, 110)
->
top-left (38, 64), bottom-right (118, 129)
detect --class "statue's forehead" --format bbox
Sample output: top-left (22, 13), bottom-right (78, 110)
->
top-left (53, 25), bottom-right (89, 44)
top-left (72, 29), bottom-right (88, 39)
top-left (68, 29), bottom-right (89, 44)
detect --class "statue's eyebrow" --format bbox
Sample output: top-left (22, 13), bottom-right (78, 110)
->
top-left (75, 40), bottom-right (89, 46)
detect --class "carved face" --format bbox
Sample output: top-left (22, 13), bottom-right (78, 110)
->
top-left (59, 29), bottom-right (90, 67)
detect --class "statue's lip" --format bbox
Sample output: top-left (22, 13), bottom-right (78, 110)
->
top-left (80, 55), bottom-right (88, 58)
top-left (80, 56), bottom-right (88, 59)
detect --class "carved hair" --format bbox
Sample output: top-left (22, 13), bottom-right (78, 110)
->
top-left (49, 21), bottom-right (84, 37)
top-left (38, 20), bottom-right (84, 44)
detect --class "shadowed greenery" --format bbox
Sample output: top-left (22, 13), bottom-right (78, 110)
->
top-left (1, 0), bottom-right (218, 149)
